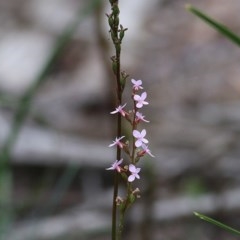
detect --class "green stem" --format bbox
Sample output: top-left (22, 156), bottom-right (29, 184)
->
top-left (108, 0), bottom-right (122, 239)
top-left (112, 42), bottom-right (122, 240)
top-left (131, 102), bottom-right (137, 164)
top-left (117, 182), bottom-right (132, 239)
top-left (117, 210), bottom-right (124, 240)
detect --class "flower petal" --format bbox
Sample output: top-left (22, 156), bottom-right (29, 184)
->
top-left (141, 92), bottom-right (147, 99)
top-left (118, 159), bottom-right (123, 165)
top-left (131, 79), bottom-right (137, 84)
top-left (129, 164), bottom-right (136, 172)
top-left (133, 130), bottom-right (140, 138)
top-left (134, 95), bottom-right (141, 101)
top-left (135, 140), bottom-right (142, 147)
top-left (135, 168), bottom-right (141, 174)
top-left (106, 166), bottom-right (114, 170)
top-left (109, 142), bottom-right (115, 147)
top-left (142, 139), bottom-right (149, 144)
top-left (110, 110), bottom-right (118, 114)
top-left (128, 175), bottom-right (135, 182)
top-left (141, 129), bottom-right (146, 137)
top-left (136, 103), bottom-right (143, 108)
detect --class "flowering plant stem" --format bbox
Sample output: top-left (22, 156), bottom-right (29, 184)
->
top-left (118, 182), bottom-right (133, 238)
top-left (107, 1), bottom-right (123, 239)
top-left (131, 103), bottom-right (137, 164)
top-left (107, 1), bottom-right (153, 239)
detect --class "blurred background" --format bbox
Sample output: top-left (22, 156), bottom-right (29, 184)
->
top-left (1, 0), bottom-right (240, 239)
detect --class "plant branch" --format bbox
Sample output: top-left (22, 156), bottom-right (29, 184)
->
top-left (108, 0), bottom-right (124, 239)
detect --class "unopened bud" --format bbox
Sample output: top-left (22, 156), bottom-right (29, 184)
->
top-left (116, 196), bottom-right (124, 205)
top-left (112, 5), bottom-right (120, 16)
top-left (132, 188), bottom-right (141, 199)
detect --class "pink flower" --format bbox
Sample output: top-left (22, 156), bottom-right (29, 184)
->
top-left (106, 159), bottom-right (123, 173)
top-left (109, 136), bottom-right (125, 148)
top-left (128, 164), bottom-right (141, 182)
top-left (134, 92), bottom-right (149, 108)
top-left (136, 112), bottom-right (149, 123)
top-left (131, 79), bottom-right (143, 91)
top-left (110, 103), bottom-right (127, 117)
top-left (141, 144), bottom-right (155, 157)
top-left (133, 129), bottom-right (149, 147)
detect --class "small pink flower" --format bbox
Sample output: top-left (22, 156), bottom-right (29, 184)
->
top-left (133, 129), bottom-right (149, 147)
top-left (131, 79), bottom-right (143, 91)
top-left (141, 144), bottom-right (155, 157)
top-left (110, 103), bottom-right (127, 117)
top-left (106, 159), bottom-right (123, 173)
top-left (128, 164), bottom-right (141, 182)
top-left (109, 136), bottom-right (125, 148)
top-left (134, 92), bottom-right (149, 108)
top-left (136, 112), bottom-right (149, 123)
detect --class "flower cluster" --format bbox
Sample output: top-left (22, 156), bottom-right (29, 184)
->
top-left (106, 78), bottom-right (154, 183)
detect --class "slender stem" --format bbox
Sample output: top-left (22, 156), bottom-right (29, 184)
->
top-left (117, 182), bottom-right (132, 239)
top-left (118, 207), bottom-right (124, 240)
top-left (112, 171), bottom-right (119, 240)
top-left (112, 43), bottom-right (122, 240)
top-left (112, 112), bottom-right (122, 240)
top-left (109, 1), bottom-right (122, 239)
top-left (131, 102), bottom-right (137, 164)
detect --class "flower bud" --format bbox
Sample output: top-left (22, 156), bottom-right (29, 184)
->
top-left (112, 5), bottom-right (120, 16)
top-left (132, 188), bottom-right (141, 199)
top-left (108, 16), bottom-right (114, 27)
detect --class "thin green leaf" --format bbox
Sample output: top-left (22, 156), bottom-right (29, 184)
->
top-left (194, 212), bottom-right (240, 236)
top-left (185, 4), bottom-right (240, 47)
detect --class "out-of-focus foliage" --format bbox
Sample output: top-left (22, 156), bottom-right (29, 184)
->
top-left (186, 4), bottom-right (240, 47)
top-left (194, 212), bottom-right (240, 236)
top-left (187, 4), bottom-right (240, 237)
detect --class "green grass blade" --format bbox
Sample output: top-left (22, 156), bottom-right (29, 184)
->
top-left (185, 4), bottom-right (240, 47)
top-left (194, 212), bottom-right (240, 236)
